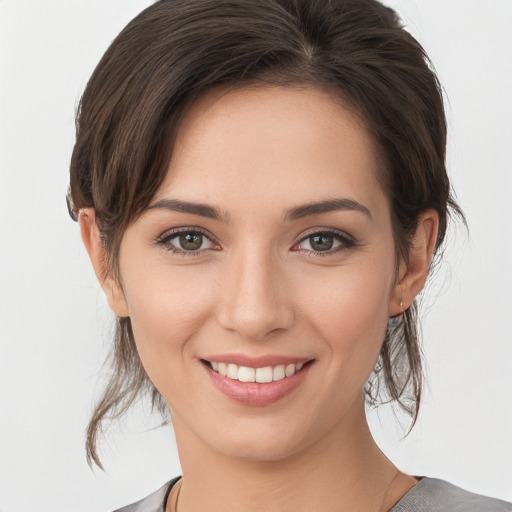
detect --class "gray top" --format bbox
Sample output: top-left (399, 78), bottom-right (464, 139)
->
top-left (113, 476), bottom-right (511, 512)
top-left (389, 478), bottom-right (511, 512)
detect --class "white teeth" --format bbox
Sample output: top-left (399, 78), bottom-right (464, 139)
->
top-left (238, 366), bottom-right (256, 382)
top-left (227, 364), bottom-right (239, 379)
top-left (255, 366), bottom-right (273, 383)
top-left (273, 365), bottom-right (286, 381)
top-left (285, 364), bottom-right (296, 377)
top-left (208, 360), bottom-right (308, 382)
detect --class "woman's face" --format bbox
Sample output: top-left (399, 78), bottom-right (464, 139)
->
top-left (113, 86), bottom-right (403, 461)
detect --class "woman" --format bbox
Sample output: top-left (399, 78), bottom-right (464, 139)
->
top-left (67, 0), bottom-right (510, 511)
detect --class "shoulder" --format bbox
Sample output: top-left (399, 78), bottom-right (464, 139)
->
top-left (112, 477), bottom-right (180, 512)
top-left (109, 476), bottom-right (511, 512)
top-left (391, 477), bottom-right (511, 512)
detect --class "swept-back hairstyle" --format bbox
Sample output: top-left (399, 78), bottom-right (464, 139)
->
top-left (68, 0), bottom-right (463, 468)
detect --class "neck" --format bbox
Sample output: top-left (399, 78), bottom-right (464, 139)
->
top-left (170, 397), bottom-right (417, 512)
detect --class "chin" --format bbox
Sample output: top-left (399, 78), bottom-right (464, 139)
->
top-left (201, 416), bottom-right (318, 463)
top-left (214, 436), bottom-right (304, 463)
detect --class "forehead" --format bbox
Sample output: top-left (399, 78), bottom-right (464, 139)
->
top-left (154, 85), bottom-right (387, 220)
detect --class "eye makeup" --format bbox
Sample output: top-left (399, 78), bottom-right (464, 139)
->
top-left (293, 227), bottom-right (358, 257)
top-left (154, 225), bottom-right (357, 258)
top-left (155, 227), bottom-right (220, 255)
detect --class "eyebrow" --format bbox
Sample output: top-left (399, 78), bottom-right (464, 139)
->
top-left (145, 198), bottom-right (230, 222)
top-left (284, 198), bottom-right (372, 221)
top-left (145, 197), bottom-right (372, 223)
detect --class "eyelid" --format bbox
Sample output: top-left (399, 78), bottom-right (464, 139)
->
top-left (156, 226), bottom-right (214, 241)
top-left (155, 226), bottom-right (220, 253)
top-left (293, 228), bottom-right (356, 254)
top-left (154, 226), bottom-right (355, 256)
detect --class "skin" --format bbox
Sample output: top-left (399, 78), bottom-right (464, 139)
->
top-left (80, 86), bottom-right (438, 512)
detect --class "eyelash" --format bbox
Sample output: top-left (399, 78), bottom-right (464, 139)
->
top-left (155, 227), bottom-right (356, 256)
top-left (293, 228), bottom-right (356, 256)
top-left (156, 227), bottom-right (219, 256)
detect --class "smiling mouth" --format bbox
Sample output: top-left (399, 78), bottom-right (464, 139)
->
top-left (201, 359), bottom-right (313, 384)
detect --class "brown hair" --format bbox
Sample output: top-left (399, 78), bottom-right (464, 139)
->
top-left (68, 0), bottom-right (463, 469)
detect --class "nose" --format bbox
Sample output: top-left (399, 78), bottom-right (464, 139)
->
top-left (215, 247), bottom-right (294, 341)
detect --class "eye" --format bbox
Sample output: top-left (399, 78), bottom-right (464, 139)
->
top-left (157, 229), bottom-right (216, 254)
top-left (295, 230), bottom-right (355, 254)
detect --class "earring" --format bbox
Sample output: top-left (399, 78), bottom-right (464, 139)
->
top-left (399, 300), bottom-right (404, 313)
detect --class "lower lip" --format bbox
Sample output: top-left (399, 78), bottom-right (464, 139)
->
top-left (202, 362), bottom-right (313, 406)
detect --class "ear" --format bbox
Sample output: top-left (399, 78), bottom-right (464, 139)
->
top-left (389, 209), bottom-right (439, 316)
top-left (79, 208), bottom-right (130, 318)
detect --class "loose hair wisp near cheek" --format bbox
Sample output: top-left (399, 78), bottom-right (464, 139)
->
top-left (67, 0), bottom-right (465, 469)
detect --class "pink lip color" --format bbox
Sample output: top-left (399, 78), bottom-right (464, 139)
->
top-left (201, 359), bottom-right (313, 407)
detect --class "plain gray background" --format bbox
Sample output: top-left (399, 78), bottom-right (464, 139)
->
top-left (1, 1), bottom-right (511, 510)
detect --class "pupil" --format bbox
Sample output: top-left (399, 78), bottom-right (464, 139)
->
top-left (180, 233), bottom-right (202, 250)
top-left (311, 235), bottom-right (333, 251)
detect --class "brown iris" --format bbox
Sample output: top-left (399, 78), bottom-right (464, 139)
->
top-left (179, 232), bottom-right (204, 251)
top-left (309, 234), bottom-right (334, 251)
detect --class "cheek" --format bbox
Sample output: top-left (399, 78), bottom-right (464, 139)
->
top-left (298, 260), bottom-right (393, 372)
top-left (120, 262), bottom-right (216, 375)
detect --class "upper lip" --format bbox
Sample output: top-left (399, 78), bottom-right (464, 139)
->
top-left (201, 354), bottom-right (313, 368)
